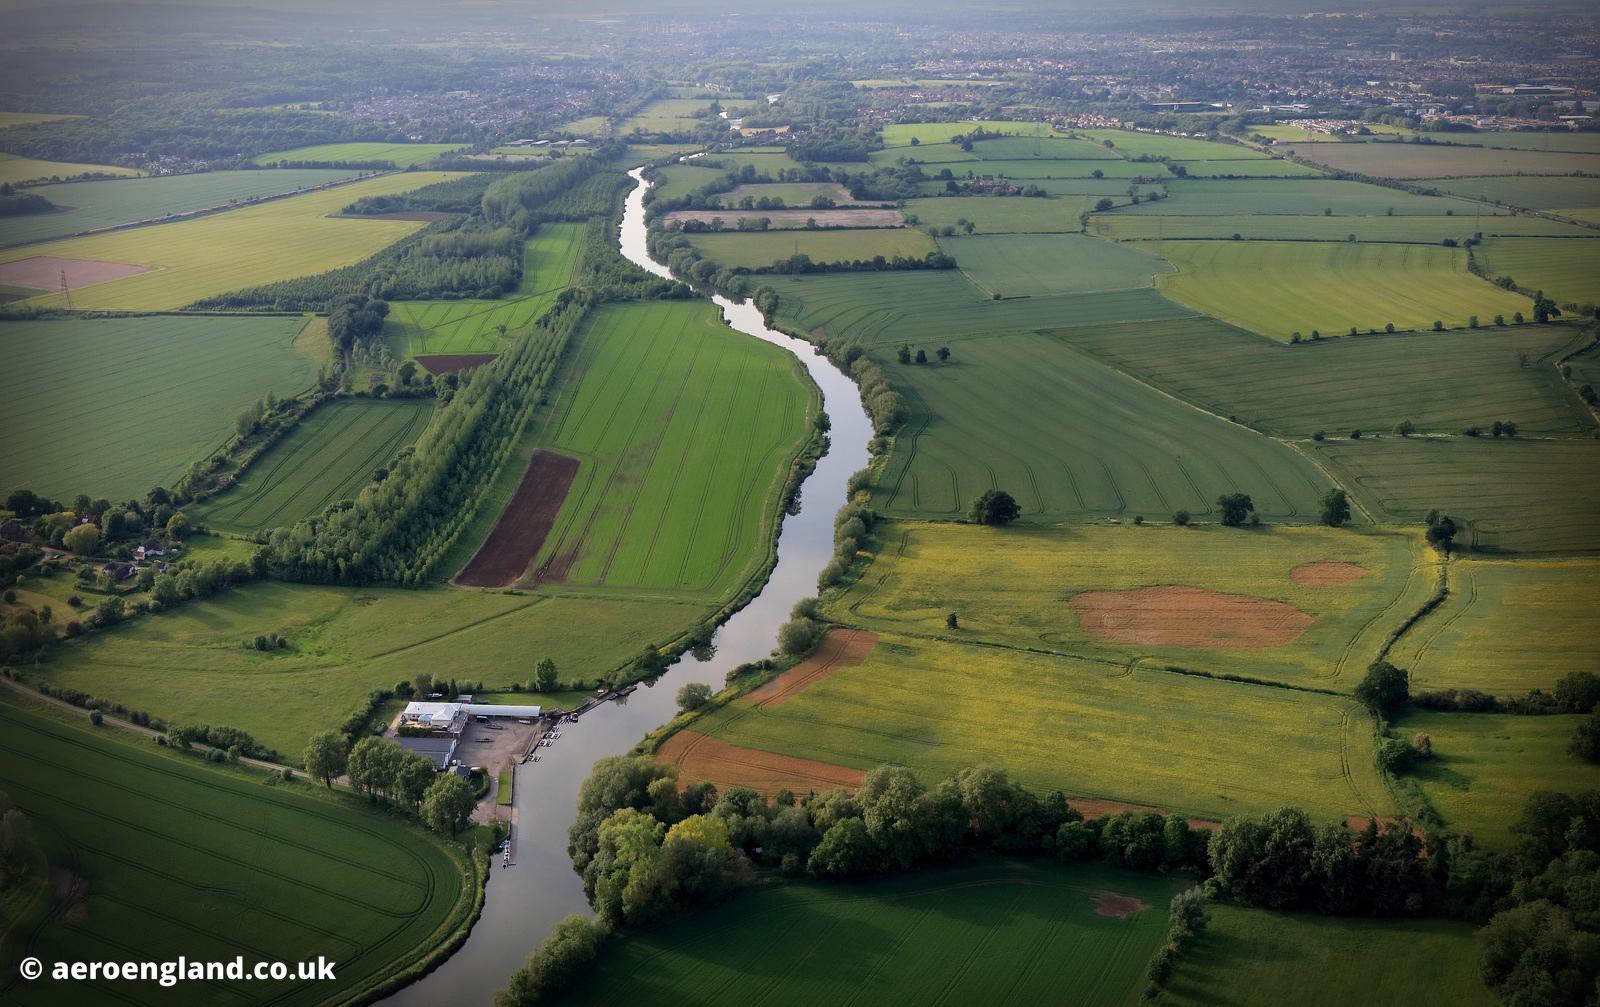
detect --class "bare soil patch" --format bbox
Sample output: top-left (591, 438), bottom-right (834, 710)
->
top-left (657, 730), bottom-right (866, 797)
top-left (1291, 560), bottom-right (1370, 587)
top-left (663, 207), bottom-right (905, 229)
top-left (1070, 585), bottom-right (1312, 649)
top-left (1091, 891), bottom-right (1149, 918)
top-left (415, 353), bottom-right (498, 375)
top-left (743, 629), bottom-right (877, 708)
top-left (0, 254), bottom-right (152, 292)
top-left (455, 450), bottom-right (579, 587)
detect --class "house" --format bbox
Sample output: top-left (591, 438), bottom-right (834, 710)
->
top-left (135, 539), bottom-right (166, 561)
top-left (397, 736), bottom-right (459, 770)
top-left (100, 561), bottom-right (135, 581)
top-left (400, 701), bottom-right (468, 734)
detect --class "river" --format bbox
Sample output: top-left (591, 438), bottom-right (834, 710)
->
top-left (387, 167), bottom-right (872, 1005)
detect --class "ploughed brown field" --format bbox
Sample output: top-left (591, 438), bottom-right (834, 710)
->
top-left (415, 353), bottom-right (498, 374)
top-left (0, 254), bottom-right (152, 292)
top-left (656, 730), bottom-right (867, 796)
top-left (741, 628), bottom-right (877, 708)
top-left (1290, 560), bottom-right (1370, 587)
top-left (455, 449), bottom-right (580, 587)
top-left (1070, 585), bottom-right (1312, 649)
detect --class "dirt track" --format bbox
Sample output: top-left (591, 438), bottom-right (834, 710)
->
top-left (455, 450), bottom-right (580, 587)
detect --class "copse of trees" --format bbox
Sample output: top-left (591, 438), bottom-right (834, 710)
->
top-left (969, 489), bottom-right (1021, 526)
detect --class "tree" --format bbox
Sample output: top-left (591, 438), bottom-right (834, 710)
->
top-left (676, 682), bottom-right (712, 712)
top-left (914, 349), bottom-right (928, 364)
top-left (63, 524), bottom-right (100, 556)
top-left (1319, 489), bottom-right (1351, 528)
top-left (347, 736), bottom-right (402, 799)
top-left (945, 612), bottom-right (959, 630)
top-left (1172, 510), bottom-right (1191, 527)
top-left (1393, 419), bottom-right (1415, 436)
top-left (1094, 197), bottom-right (1114, 211)
top-left (1571, 712), bottom-right (1600, 763)
top-left (165, 512), bottom-right (191, 539)
top-left (807, 817), bottom-right (878, 877)
top-left (936, 346), bottom-right (951, 363)
top-left (1216, 493), bottom-right (1255, 527)
top-left (896, 345), bottom-right (911, 364)
top-left (494, 914), bottom-right (608, 1007)
top-left (969, 489), bottom-right (1021, 526)
top-left (1425, 510), bottom-right (1458, 552)
top-left (1355, 659), bottom-right (1409, 714)
top-left (302, 730), bottom-right (348, 788)
top-left (422, 773), bottom-right (476, 835)
top-left (534, 657), bottom-right (559, 692)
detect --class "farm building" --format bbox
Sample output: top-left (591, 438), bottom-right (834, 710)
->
top-left (400, 701), bottom-right (543, 733)
top-left (397, 735), bottom-right (459, 770)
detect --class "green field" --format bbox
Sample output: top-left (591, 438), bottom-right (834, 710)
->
top-left (1053, 317), bottom-right (1596, 438)
top-left (1313, 437), bottom-right (1600, 554)
top-left (1289, 141), bottom-right (1600, 179)
top-left (384, 222), bottom-right (584, 359)
top-left (1388, 557), bottom-right (1600, 694)
top-left (526, 300), bottom-right (814, 595)
top-left (1154, 240), bottom-right (1531, 340)
top-left (837, 522), bottom-right (1430, 688)
top-left (1118, 178), bottom-right (1493, 216)
top-left (869, 329), bottom-right (1333, 522)
top-left (976, 158), bottom-right (1170, 179)
top-left (1, 168), bottom-right (369, 247)
top-left (0, 172), bottom-right (462, 310)
top-left (556, 860), bottom-right (1182, 1007)
top-left (1, 315), bottom-right (321, 501)
top-left (1475, 236), bottom-right (1600, 306)
top-left (904, 195), bottom-right (1098, 233)
top-left (1393, 709), bottom-right (1600, 849)
top-left (1170, 158), bottom-right (1325, 178)
top-left (696, 148), bottom-right (806, 175)
top-left (692, 629), bottom-right (1391, 823)
top-left (1075, 130), bottom-right (1269, 161)
top-left (1162, 905), bottom-right (1494, 1006)
top-left (558, 115), bottom-right (612, 137)
top-left (39, 582), bottom-right (694, 757)
top-left (189, 399), bottom-right (433, 534)
top-left (880, 121), bottom-right (1055, 146)
top-left (620, 98), bottom-right (719, 135)
top-left (1089, 212), bottom-right (1593, 241)
top-left (648, 162), bottom-right (725, 201)
top-left (685, 228), bottom-right (938, 268)
top-left (0, 110), bottom-right (83, 127)
top-left (765, 270), bottom-right (1196, 348)
top-left (968, 136), bottom-right (1122, 160)
top-left (252, 142), bottom-right (466, 166)
top-left (1416, 174), bottom-right (1600, 210)
top-left (0, 698), bottom-right (475, 1007)
top-left (1449, 132), bottom-right (1600, 154)
top-left (0, 152), bottom-right (140, 185)
top-left (938, 232), bottom-right (1173, 297)
top-left (717, 181), bottom-right (855, 206)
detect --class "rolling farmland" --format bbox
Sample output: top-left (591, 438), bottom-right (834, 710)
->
top-left (1118, 178), bottom-right (1494, 216)
top-left (522, 300), bottom-right (814, 596)
top-left (0, 152), bottom-right (140, 185)
top-left (1312, 437), bottom-right (1600, 554)
top-left (1287, 141), bottom-right (1600, 178)
top-left (252, 141), bottom-right (466, 166)
top-left (835, 522), bottom-right (1431, 687)
top-left (0, 172), bottom-right (462, 310)
top-left (1162, 906), bottom-right (1494, 1007)
top-left (0, 315), bottom-right (321, 501)
top-left (190, 399), bottom-right (434, 534)
top-left (1053, 317), bottom-right (1597, 438)
top-left (1075, 131), bottom-right (1272, 160)
top-left (1153, 240), bottom-right (1530, 340)
top-left (1387, 557), bottom-right (1600, 693)
top-left (619, 98), bottom-right (719, 134)
top-left (556, 860), bottom-right (1182, 1007)
top-left (384, 222), bottom-right (584, 359)
top-left (1089, 212), bottom-right (1593, 241)
top-left (685, 228), bottom-right (938, 268)
top-left (688, 629), bottom-right (1393, 823)
top-left (1, 168), bottom-right (368, 247)
top-left (868, 329), bottom-right (1333, 522)
top-left (0, 699), bottom-right (475, 1007)
top-left (1168, 158), bottom-right (1326, 177)
top-left (904, 195), bottom-right (1098, 233)
top-left (1474, 236), bottom-right (1600, 306)
top-left (1393, 710), bottom-right (1600, 849)
top-left (1416, 174), bottom-right (1600, 210)
top-left (40, 582), bottom-right (693, 757)
top-left (938, 232), bottom-right (1173, 297)
top-left (880, 120), bottom-right (1055, 145)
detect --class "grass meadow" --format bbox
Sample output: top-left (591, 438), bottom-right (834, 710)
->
top-left (1475, 236), bottom-right (1600, 306)
top-left (1, 315), bottom-right (321, 501)
top-left (1417, 174), bottom-right (1600, 210)
top-left (1120, 177), bottom-right (1494, 216)
top-left (619, 98), bottom-right (718, 134)
top-left (866, 330), bottom-right (1333, 522)
top-left (1388, 556), bottom-right (1600, 693)
top-left (880, 121), bottom-right (1056, 145)
top-left (1053, 317), bottom-right (1597, 438)
top-left (0, 698), bottom-right (475, 1007)
top-left (690, 630), bottom-right (1392, 823)
top-left (646, 163), bottom-right (724, 201)
top-left (251, 141), bottom-right (466, 166)
top-left (2, 168), bottom-right (366, 247)
top-left (1312, 437), bottom-right (1600, 554)
top-left (904, 195), bottom-right (1098, 233)
top-left (1169, 158), bottom-right (1326, 177)
top-left (1162, 905), bottom-right (1494, 1007)
top-left (1393, 709), bottom-right (1600, 849)
top-left (1074, 130), bottom-right (1270, 161)
top-left (190, 399), bottom-right (434, 534)
top-left (1089, 212), bottom-right (1593, 241)
top-left (39, 582), bottom-right (695, 757)
top-left (1153, 240), bottom-right (1531, 340)
top-left (835, 522), bottom-right (1431, 688)
top-left (384, 222), bottom-right (584, 359)
top-left (685, 228), bottom-right (938, 268)
top-left (1288, 141), bottom-right (1600, 178)
top-left (0, 171), bottom-right (462, 310)
top-left (937, 232), bottom-right (1173, 297)
top-left (526, 300), bottom-right (814, 596)
top-left (0, 152), bottom-right (140, 186)
top-left (696, 148), bottom-right (807, 174)
top-left (555, 860), bottom-right (1182, 1007)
